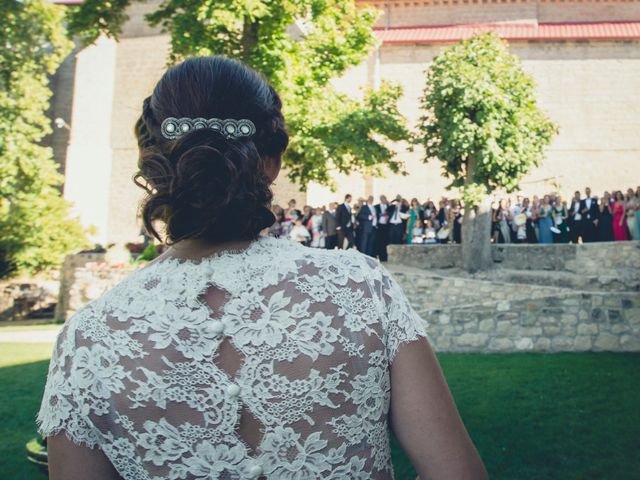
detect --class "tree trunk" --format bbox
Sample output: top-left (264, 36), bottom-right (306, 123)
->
top-left (241, 18), bottom-right (259, 63)
top-left (462, 156), bottom-right (493, 273)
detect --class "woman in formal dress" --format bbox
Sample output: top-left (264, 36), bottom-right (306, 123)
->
top-left (405, 198), bottom-right (423, 245)
top-left (37, 56), bottom-right (487, 480)
top-left (612, 190), bottom-right (628, 241)
top-left (625, 188), bottom-right (637, 240)
top-left (537, 195), bottom-right (554, 244)
top-left (493, 199), bottom-right (512, 244)
top-left (597, 192), bottom-right (615, 242)
top-left (523, 197), bottom-right (538, 243)
top-left (634, 186), bottom-right (640, 240)
top-left (551, 199), bottom-right (569, 243)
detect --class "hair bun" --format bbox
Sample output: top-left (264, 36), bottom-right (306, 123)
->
top-left (173, 144), bottom-right (238, 208)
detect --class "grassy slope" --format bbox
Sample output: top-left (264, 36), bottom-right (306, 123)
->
top-left (1, 337), bottom-right (638, 480)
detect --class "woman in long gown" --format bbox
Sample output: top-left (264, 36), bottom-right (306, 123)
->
top-left (597, 192), bottom-right (615, 242)
top-left (634, 186), bottom-right (640, 240)
top-left (551, 201), bottom-right (569, 243)
top-left (625, 189), bottom-right (637, 240)
top-left (405, 198), bottom-right (423, 245)
top-left (612, 191), bottom-right (628, 241)
top-left (537, 195), bottom-right (554, 244)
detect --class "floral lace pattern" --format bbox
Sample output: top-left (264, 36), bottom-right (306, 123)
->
top-left (37, 236), bottom-right (429, 479)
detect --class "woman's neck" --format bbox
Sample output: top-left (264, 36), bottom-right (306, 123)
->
top-left (163, 237), bottom-right (255, 262)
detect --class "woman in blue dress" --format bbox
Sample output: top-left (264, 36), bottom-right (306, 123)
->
top-left (537, 195), bottom-right (554, 244)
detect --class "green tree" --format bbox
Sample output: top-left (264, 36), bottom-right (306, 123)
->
top-left (67, 0), bottom-right (412, 189)
top-left (0, 0), bottom-right (88, 277)
top-left (417, 33), bottom-right (557, 272)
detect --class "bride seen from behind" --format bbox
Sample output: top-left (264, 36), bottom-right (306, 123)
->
top-left (38, 56), bottom-right (488, 480)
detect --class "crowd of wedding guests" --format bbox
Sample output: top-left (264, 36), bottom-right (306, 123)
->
top-left (267, 186), bottom-right (640, 260)
top-left (492, 187), bottom-right (640, 244)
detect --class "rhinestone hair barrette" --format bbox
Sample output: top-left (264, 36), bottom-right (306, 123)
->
top-left (160, 117), bottom-right (256, 140)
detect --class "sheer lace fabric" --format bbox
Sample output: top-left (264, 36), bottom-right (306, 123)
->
top-left (37, 236), bottom-right (429, 479)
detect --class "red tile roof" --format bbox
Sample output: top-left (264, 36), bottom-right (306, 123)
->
top-left (374, 22), bottom-right (640, 44)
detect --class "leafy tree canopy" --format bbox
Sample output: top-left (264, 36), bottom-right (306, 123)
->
top-left (0, 0), bottom-right (87, 277)
top-left (417, 33), bottom-right (557, 207)
top-left (68, 0), bottom-right (413, 189)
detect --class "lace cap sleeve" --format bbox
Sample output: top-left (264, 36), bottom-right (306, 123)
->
top-left (376, 263), bottom-right (430, 363)
top-left (36, 318), bottom-right (100, 448)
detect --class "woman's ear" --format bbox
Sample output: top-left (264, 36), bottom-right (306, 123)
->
top-left (264, 155), bottom-right (282, 183)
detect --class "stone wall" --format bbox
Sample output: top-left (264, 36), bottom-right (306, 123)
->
top-left (432, 293), bottom-right (638, 353)
top-left (387, 241), bottom-right (640, 352)
top-left (0, 279), bottom-right (59, 322)
top-left (55, 254), bottom-right (135, 321)
top-left (388, 241), bottom-right (640, 291)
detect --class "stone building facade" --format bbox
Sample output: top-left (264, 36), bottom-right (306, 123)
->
top-left (48, 0), bottom-right (640, 245)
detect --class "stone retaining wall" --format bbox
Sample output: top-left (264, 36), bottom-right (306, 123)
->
top-left (388, 241), bottom-right (640, 273)
top-left (390, 268), bottom-right (640, 352)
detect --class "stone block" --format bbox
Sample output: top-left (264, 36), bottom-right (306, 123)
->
top-left (627, 309), bottom-right (640, 324)
top-left (551, 336), bottom-right (574, 351)
top-left (594, 333), bottom-right (620, 350)
top-left (591, 308), bottom-right (605, 322)
top-left (543, 325), bottom-right (561, 335)
top-left (561, 314), bottom-right (578, 325)
top-left (478, 318), bottom-right (495, 332)
top-left (534, 338), bottom-right (551, 350)
top-left (455, 333), bottom-right (489, 348)
top-left (434, 336), bottom-right (451, 350)
top-left (573, 335), bottom-right (593, 351)
top-left (488, 338), bottom-right (514, 350)
top-left (515, 337), bottom-right (534, 350)
top-left (521, 327), bottom-right (543, 336)
top-left (607, 309), bottom-right (623, 323)
top-left (577, 324), bottom-right (598, 335)
top-left (619, 334), bottom-right (640, 351)
top-left (497, 301), bottom-right (510, 312)
top-left (539, 316), bottom-right (559, 324)
top-left (496, 320), bottom-right (513, 335)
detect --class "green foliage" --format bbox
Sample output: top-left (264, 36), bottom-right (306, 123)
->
top-left (135, 243), bottom-right (159, 263)
top-left (417, 33), bottom-right (558, 207)
top-left (67, 0), bottom-right (413, 189)
top-left (0, 0), bottom-right (88, 277)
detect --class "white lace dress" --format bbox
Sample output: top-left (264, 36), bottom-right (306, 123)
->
top-left (37, 236), bottom-right (429, 479)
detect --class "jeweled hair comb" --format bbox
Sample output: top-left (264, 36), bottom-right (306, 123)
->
top-left (160, 117), bottom-right (256, 140)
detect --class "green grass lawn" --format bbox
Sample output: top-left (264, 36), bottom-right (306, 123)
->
top-left (1, 336), bottom-right (638, 479)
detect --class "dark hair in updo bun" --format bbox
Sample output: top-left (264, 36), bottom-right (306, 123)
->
top-left (133, 56), bottom-right (289, 244)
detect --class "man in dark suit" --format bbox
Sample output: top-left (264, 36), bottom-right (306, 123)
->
top-left (580, 187), bottom-right (599, 242)
top-left (356, 195), bottom-right (378, 257)
top-left (335, 194), bottom-right (355, 249)
top-left (321, 202), bottom-right (338, 249)
top-left (387, 194), bottom-right (407, 244)
top-left (374, 195), bottom-right (391, 261)
top-left (568, 191), bottom-right (583, 243)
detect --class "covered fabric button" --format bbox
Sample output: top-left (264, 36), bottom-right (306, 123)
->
top-left (226, 383), bottom-right (241, 397)
top-left (209, 320), bottom-right (225, 334)
top-left (248, 464), bottom-right (263, 478)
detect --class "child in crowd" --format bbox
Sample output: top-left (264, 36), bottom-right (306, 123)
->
top-left (411, 219), bottom-right (425, 244)
top-left (424, 220), bottom-right (437, 244)
top-left (289, 218), bottom-right (311, 245)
